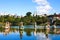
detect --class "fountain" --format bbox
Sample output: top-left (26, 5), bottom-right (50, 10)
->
top-left (34, 22), bottom-right (37, 28)
top-left (4, 22), bottom-right (10, 35)
top-left (5, 22), bottom-right (10, 29)
top-left (53, 22), bottom-right (56, 33)
top-left (45, 22), bottom-right (50, 33)
top-left (53, 22), bottom-right (56, 28)
top-left (19, 22), bottom-right (24, 29)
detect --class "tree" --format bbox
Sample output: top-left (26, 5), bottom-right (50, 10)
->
top-left (26, 12), bottom-right (32, 16)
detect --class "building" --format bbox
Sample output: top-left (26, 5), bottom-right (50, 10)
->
top-left (56, 14), bottom-right (60, 20)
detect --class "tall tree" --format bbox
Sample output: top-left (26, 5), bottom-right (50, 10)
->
top-left (26, 12), bottom-right (32, 16)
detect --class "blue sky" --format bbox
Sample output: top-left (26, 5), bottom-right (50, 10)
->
top-left (0, 0), bottom-right (60, 16)
top-left (48, 0), bottom-right (60, 13)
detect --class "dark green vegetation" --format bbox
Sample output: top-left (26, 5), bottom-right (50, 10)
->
top-left (0, 12), bottom-right (60, 26)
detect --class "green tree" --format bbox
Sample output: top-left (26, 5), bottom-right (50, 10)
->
top-left (26, 12), bottom-right (32, 16)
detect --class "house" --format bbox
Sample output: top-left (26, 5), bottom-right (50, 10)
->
top-left (56, 14), bottom-right (60, 20)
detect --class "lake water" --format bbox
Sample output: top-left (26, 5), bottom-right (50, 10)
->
top-left (0, 25), bottom-right (60, 40)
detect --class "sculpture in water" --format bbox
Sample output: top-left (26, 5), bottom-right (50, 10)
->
top-left (19, 22), bottom-right (24, 29)
top-left (5, 22), bottom-right (10, 29)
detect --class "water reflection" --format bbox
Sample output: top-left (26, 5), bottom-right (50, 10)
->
top-left (19, 29), bottom-right (23, 39)
top-left (33, 28), bottom-right (37, 36)
top-left (4, 27), bottom-right (10, 35)
top-left (0, 27), bottom-right (60, 40)
top-left (36, 32), bottom-right (50, 40)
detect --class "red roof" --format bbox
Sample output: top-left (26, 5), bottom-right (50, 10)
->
top-left (56, 15), bottom-right (60, 18)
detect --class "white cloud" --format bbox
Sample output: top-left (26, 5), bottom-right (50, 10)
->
top-left (0, 12), bottom-right (15, 16)
top-left (33, 0), bottom-right (49, 5)
top-left (0, 12), bottom-right (9, 15)
top-left (32, 0), bottom-right (53, 15)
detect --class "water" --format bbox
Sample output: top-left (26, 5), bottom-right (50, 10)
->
top-left (0, 25), bottom-right (60, 40)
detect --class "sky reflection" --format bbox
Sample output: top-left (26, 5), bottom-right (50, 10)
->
top-left (0, 27), bottom-right (60, 40)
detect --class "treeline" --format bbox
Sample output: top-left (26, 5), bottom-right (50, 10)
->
top-left (0, 12), bottom-right (60, 26)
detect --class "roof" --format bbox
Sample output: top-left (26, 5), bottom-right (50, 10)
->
top-left (56, 15), bottom-right (60, 18)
